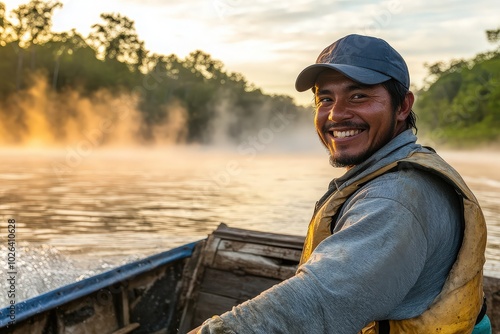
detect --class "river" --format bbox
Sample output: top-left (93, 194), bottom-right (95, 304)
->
top-left (0, 146), bottom-right (499, 305)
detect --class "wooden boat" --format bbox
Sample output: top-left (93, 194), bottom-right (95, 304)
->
top-left (1, 223), bottom-right (499, 333)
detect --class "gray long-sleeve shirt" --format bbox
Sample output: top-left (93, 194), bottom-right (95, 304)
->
top-left (199, 130), bottom-right (462, 334)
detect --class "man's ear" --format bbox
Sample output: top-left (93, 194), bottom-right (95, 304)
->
top-left (396, 91), bottom-right (415, 121)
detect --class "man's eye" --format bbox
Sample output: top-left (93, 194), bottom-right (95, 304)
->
top-left (316, 97), bottom-right (333, 107)
top-left (352, 94), bottom-right (366, 100)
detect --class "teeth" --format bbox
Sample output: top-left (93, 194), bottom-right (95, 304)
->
top-left (333, 130), bottom-right (361, 138)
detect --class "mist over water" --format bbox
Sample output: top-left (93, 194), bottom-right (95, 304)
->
top-left (0, 74), bottom-right (314, 150)
top-left (0, 75), bottom-right (196, 149)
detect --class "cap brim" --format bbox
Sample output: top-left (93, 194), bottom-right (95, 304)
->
top-left (295, 63), bottom-right (391, 92)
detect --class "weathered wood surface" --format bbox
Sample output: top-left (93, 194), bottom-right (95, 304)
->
top-left (218, 239), bottom-right (303, 261)
top-left (483, 275), bottom-right (500, 333)
top-left (1, 256), bottom-right (191, 334)
top-left (201, 267), bottom-right (280, 301)
top-left (178, 224), bottom-right (304, 331)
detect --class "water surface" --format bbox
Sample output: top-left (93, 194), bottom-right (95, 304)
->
top-left (1, 147), bottom-right (499, 305)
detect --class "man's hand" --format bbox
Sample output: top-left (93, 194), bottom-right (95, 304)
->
top-left (187, 325), bottom-right (202, 334)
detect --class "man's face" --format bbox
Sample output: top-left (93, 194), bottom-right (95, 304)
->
top-left (314, 70), bottom-right (406, 168)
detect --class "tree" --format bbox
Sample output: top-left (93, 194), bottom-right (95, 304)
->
top-left (486, 27), bottom-right (500, 44)
top-left (0, 2), bottom-right (7, 45)
top-left (486, 27), bottom-right (500, 57)
top-left (7, 0), bottom-right (62, 89)
top-left (10, 0), bottom-right (62, 47)
top-left (414, 25), bottom-right (500, 145)
top-left (184, 50), bottom-right (225, 81)
top-left (50, 29), bottom-right (90, 89)
top-left (87, 13), bottom-right (147, 71)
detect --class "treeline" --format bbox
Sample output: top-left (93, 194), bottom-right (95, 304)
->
top-left (415, 27), bottom-right (500, 147)
top-left (0, 0), bottom-right (309, 146)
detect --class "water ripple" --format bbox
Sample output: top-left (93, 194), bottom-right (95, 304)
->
top-left (0, 149), bottom-right (498, 304)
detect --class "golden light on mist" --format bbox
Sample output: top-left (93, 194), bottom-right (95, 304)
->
top-left (0, 74), bottom-right (188, 148)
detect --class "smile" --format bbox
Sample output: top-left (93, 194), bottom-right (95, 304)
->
top-left (332, 129), bottom-right (362, 138)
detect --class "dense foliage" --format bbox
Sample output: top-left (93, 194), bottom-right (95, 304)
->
top-left (0, 1), bottom-right (309, 146)
top-left (415, 28), bottom-right (500, 147)
top-left (1, 1), bottom-right (498, 147)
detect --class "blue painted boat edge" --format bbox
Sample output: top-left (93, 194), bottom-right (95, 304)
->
top-left (0, 240), bottom-right (201, 328)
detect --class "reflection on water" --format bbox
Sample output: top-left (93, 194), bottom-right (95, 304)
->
top-left (0, 147), bottom-right (499, 304)
top-left (439, 151), bottom-right (500, 276)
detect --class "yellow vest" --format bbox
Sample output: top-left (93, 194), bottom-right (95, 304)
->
top-left (300, 151), bottom-right (486, 333)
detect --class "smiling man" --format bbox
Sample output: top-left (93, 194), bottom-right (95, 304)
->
top-left (189, 34), bottom-right (490, 334)
top-left (313, 70), bottom-right (409, 168)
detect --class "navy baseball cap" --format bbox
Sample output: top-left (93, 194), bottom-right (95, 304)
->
top-left (295, 34), bottom-right (410, 92)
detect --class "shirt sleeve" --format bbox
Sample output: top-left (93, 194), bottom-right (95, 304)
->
top-left (196, 198), bottom-right (426, 334)
top-left (198, 192), bottom-right (430, 334)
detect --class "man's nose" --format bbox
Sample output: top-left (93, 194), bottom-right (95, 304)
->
top-left (328, 100), bottom-right (350, 121)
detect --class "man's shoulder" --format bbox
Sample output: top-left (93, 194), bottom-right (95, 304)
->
top-left (346, 163), bottom-right (460, 222)
top-left (358, 166), bottom-right (454, 201)
top-left (343, 166), bottom-right (461, 237)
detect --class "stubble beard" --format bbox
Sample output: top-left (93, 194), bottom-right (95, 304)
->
top-left (326, 117), bottom-right (397, 168)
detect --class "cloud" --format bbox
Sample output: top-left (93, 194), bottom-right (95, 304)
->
top-left (198, 0), bottom-right (498, 103)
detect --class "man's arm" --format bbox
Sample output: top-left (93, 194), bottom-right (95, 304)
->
top-left (194, 169), bottom-right (462, 333)
top-left (195, 196), bottom-right (430, 333)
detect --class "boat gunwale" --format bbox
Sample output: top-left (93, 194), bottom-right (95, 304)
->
top-left (0, 241), bottom-right (200, 327)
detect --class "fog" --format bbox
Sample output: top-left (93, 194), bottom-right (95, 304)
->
top-left (0, 74), bottom-right (321, 154)
top-left (0, 75), bottom-right (188, 147)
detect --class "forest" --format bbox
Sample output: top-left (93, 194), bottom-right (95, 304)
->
top-left (0, 0), bottom-right (310, 147)
top-left (0, 0), bottom-right (498, 147)
top-left (415, 28), bottom-right (500, 147)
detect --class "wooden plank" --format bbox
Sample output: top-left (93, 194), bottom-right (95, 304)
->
top-left (212, 250), bottom-right (297, 280)
top-left (193, 292), bottom-right (238, 327)
top-left (484, 275), bottom-right (500, 333)
top-left (111, 323), bottom-right (140, 334)
top-left (212, 223), bottom-right (305, 250)
top-left (201, 234), bottom-right (221, 267)
top-left (127, 262), bottom-right (186, 334)
top-left (177, 242), bottom-right (207, 334)
top-left (217, 240), bottom-right (302, 261)
top-left (199, 267), bottom-right (280, 300)
top-left (56, 291), bottom-right (120, 334)
top-left (5, 313), bottom-right (49, 334)
top-left (180, 224), bottom-right (305, 331)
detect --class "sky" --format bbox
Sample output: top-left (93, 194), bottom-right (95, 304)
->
top-left (2, 0), bottom-right (499, 106)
